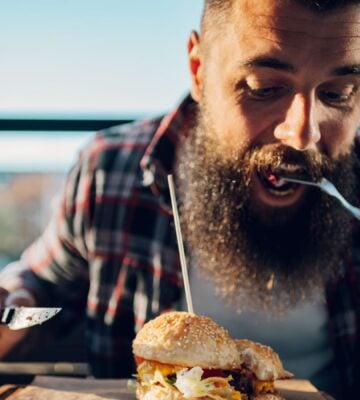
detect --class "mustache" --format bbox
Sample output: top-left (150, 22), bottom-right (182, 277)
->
top-left (242, 143), bottom-right (334, 182)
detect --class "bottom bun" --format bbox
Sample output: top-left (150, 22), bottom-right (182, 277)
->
top-left (136, 383), bottom-right (284, 400)
top-left (253, 395), bottom-right (284, 400)
top-left (136, 383), bottom-right (214, 400)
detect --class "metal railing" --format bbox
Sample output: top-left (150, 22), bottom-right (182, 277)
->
top-left (0, 118), bottom-right (133, 132)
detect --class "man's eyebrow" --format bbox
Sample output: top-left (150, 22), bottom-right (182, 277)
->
top-left (244, 57), bottom-right (296, 73)
top-left (332, 65), bottom-right (360, 76)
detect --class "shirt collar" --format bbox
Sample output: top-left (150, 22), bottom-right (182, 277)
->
top-left (140, 95), bottom-right (197, 207)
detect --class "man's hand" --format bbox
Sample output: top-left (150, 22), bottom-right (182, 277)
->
top-left (0, 287), bottom-right (36, 358)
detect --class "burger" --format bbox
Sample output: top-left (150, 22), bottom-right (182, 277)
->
top-left (132, 311), bottom-right (292, 400)
top-left (133, 311), bottom-right (241, 400)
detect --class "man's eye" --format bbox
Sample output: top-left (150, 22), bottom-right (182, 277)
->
top-left (319, 87), bottom-right (356, 104)
top-left (247, 86), bottom-right (283, 100)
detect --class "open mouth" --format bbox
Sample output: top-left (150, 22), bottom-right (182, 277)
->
top-left (253, 164), bottom-right (309, 206)
top-left (258, 170), bottom-right (297, 196)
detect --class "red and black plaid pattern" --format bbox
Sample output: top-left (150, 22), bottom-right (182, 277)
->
top-left (0, 96), bottom-right (195, 377)
top-left (0, 95), bottom-right (359, 390)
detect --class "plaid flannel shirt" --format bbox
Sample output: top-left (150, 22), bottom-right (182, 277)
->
top-left (1, 96), bottom-right (359, 394)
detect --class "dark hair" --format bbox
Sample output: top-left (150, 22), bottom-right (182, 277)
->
top-left (296, 0), bottom-right (360, 12)
top-left (203, 0), bottom-right (360, 14)
top-left (201, 0), bottom-right (360, 47)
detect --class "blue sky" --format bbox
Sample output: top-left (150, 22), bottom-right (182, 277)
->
top-left (0, 0), bottom-right (203, 116)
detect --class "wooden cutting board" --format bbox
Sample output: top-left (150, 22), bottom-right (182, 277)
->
top-left (0, 377), bottom-right (326, 400)
top-left (275, 379), bottom-right (325, 400)
top-left (0, 385), bottom-right (119, 400)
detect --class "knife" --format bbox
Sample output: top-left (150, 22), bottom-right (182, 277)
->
top-left (0, 307), bottom-right (61, 330)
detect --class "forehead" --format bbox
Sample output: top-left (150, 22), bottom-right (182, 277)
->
top-left (210, 0), bottom-right (360, 67)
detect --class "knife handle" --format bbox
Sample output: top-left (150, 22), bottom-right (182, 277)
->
top-left (0, 309), bottom-right (15, 325)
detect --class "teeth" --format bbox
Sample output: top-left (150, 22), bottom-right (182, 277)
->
top-left (268, 164), bottom-right (305, 189)
top-left (278, 163), bottom-right (303, 173)
top-left (261, 163), bottom-right (305, 196)
top-left (268, 187), bottom-right (295, 196)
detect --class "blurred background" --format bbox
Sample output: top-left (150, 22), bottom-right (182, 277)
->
top-left (0, 0), bottom-right (202, 374)
top-left (0, 0), bottom-right (202, 267)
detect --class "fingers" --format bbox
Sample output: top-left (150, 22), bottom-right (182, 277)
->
top-left (0, 288), bottom-right (35, 359)
top-left (0, 326), bottom-right (30, 358)
top-left (0, 287), bottom-right (36, 308)
top-left (4, 289), bottom-right (36, 307)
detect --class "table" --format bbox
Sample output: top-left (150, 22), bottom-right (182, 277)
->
top-left (29, 376), bottom-right (134, 399)
top-left (0, 376), bottom-right (327, 399)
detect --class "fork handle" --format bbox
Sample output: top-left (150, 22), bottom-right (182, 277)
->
top-left (320, 179), bottom-right (360, 220)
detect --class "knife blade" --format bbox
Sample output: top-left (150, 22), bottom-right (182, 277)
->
top-left (0, 307), bottom-right (61, 330)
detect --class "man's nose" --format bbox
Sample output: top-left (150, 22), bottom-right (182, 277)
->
top-left (273, 94), bottom-right (321, 151)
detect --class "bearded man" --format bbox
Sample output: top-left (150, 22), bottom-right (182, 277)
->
top-left (0, 1), bottom-right (360, 399)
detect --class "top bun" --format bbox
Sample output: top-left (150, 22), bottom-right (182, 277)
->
top-left (235, 339), bottom-right (293, 381)
top-left (133, 311), bottom-right (240, 369)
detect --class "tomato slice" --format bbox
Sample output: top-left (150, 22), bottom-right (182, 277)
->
top-left (202, 369), bottom-right (228, 378)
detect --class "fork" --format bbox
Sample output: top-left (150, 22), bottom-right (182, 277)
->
top-left (280, 177), bottom-right (360, 221)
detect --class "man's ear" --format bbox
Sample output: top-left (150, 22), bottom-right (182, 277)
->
top-left (187, 30), bottom-right (202, 102)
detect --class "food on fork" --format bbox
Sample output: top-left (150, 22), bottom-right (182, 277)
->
top-left (132, 311), bottom-right (292, 400)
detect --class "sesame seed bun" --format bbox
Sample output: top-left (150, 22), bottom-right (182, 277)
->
top-left (235, 339), bottom-right (293, 381)
top-left (133, 311), bottom-right (240, 369)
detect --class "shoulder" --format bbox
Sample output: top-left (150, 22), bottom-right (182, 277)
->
top-left (98, 116), bottom-right (163, 145)
top-left (77, 116), bottom-right (163, 169)
top-left (89, 116), bottom-right (162, 154)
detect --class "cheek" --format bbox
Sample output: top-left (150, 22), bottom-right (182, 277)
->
top-left (206, 109), bottom-right (254, 158)
top-left (202, 89), bottom-right (272, 156)
top-left (320, 120), bottom-right (357, 159)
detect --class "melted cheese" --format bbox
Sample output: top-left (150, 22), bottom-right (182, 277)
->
top-left (137, 360), bottom-right (182, 380)
top-left (137, 361), bottom-right (243, 400)
top-left (254, 379), bottom-right (275, 394)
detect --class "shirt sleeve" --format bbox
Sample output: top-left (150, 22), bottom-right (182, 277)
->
top-left (0, 140), bottom-right (96, 312)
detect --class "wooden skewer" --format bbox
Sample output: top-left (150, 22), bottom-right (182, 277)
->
top-left (167, 175), bottom-right (194, 314)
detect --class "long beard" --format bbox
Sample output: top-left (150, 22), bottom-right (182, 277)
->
top-left (177, 109), bottom-right (358, 314)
